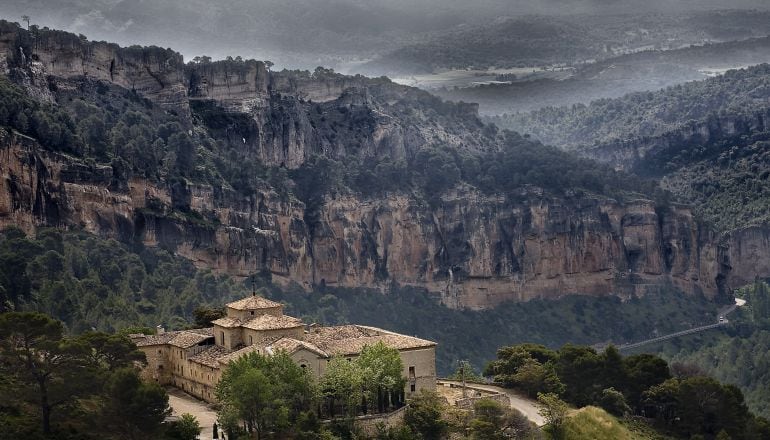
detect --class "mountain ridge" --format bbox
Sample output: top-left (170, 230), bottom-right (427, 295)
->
top-left (1, 20), bottom-right (768, 309)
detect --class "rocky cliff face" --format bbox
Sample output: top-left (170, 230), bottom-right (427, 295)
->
top-left (0, 21), bottom-right (189, 114)
top-left (579, 108), bottom-right (770, 174)
top-left (1, 130), bottom-right (747, 309)
top-left (0, 21), bottom-right (766, 308)
top-left (1, 22), bottom-right (487, 169)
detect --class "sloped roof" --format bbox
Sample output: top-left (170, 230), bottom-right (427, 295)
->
top-left (211, 317), bottom-right (243, 328)
top-left (189, 345), bottom-right (232, 368)
top-left (303, 325), bottom-right (436, 356)
top-left (267, 337), bottom-right (328, 357)
top-left (133, 328), bottom-right (213, 348)
top-left (216, 344), bottom-right (264, 365)
top-left (242, 314), bottom-right (303, 331)
top-left (226, 295), bottom-right (282, 311)
top-left (169, 332), bottom-right (213, 349)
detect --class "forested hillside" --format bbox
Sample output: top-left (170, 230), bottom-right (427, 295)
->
top-left (0, 226), bottom-right (721, 376)
top-left (642, 280), bottom-right (770, 419)
top-left (5, 23), bottom-right (732, 311)
top-left (487, 64), bottom-right (770, 232)
top-left (489, 64), bottom-right (770, 149)
top-left (364, 10), bottom-right (770, 75)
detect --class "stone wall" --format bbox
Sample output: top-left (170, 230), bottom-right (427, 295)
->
top-left (349, 406), bottom-right (408, 437)
top-left (455, 392), bottom-right (511, 410)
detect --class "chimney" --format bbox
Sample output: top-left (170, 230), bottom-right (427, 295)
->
top-left (156, 325), bottom-right (165, 335)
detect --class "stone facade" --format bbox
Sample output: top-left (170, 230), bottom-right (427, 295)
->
top-left (130, 294), bottom-right (437, 403)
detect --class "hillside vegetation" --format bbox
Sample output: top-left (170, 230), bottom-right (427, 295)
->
top-left (490, 64), bottom-right (770, 149)
top-left (560, 407), bottom-right (651, 440)
top-left (487, 64), bottom-right (770, 232)
top-left (650, 280), bottom-right (770, 419)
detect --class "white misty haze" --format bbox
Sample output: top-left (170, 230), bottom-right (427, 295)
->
top-left (0, 0), bottom-right (768, 71)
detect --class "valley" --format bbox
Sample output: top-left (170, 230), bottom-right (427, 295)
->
top-left (2, 3), bottom-right (770, 439)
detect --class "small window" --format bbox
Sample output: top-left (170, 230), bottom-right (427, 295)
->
top-left (249, 335), bottom-right (253, 345)
top-left (410, 384), bottom-right (416, 392)
top-left (300, 364), bottom-right (307, 369)
top-left (409, 366), bottom-right (415, 376)
top-left (250, 311), bottom-right (255, 316)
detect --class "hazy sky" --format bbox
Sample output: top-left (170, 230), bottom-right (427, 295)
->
top-left (1, 0), bottom-right (768, 70)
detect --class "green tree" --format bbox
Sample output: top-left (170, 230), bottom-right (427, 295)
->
top-left (100, 367), bottom-right (171, 440)
top-left (598, 387), bottom-right (630, 417)
top-left (167, 413), bottom-right (201, 440)
top-left (216, 351), bottom-right (314, 439)
top-left (404, 389), bottom-right (449, 440)
top-left (321, 355), bottom-right (365, 422)
top-left (193, 306), bottom-right (226, 327)
top-left (77, 332), bottom-right (146, 371)
top-left (0, 312), bottom-right (90, 434)
top-left (358, 341), bottom-right (406, 412)
top-left (537, 392), bottom-right (569, 439)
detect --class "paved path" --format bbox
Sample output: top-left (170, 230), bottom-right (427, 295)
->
top-left (167, 388), bottom-right (218, 439)
top-left (438, 380), bottom-right (546, 426)
top-left (616, 298), bottom-right (746, 352)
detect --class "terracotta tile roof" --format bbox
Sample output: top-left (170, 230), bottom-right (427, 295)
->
top-left (169, 331), bottom-right (214, 349)
top-left (189, 345), bottom-right (231, 368)
top-left (132, 328), bottom-right (213, 348)
top-left (133, 332), bottom-right (176, 347)
top-left (226, 296), bottom-right (282, 311)
top-left (267, 337), bottom-right (328, 357)
top-left (216, 344), bottom-right (264, 365)
top-left (304, 325), bottom-right (436, 356)
top-left (242, 314), bottom-right (304, 331)
top-left (211, 317), bottom-right (242, 328)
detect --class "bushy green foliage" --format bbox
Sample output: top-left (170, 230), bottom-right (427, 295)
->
top-left (647, 281), bottom-right (770, 419)
top-left (216, 351), bottom-right (316, 438)
top-left (493, 64), bottom-right (770, 149)
top-left (662, 136), bottom-right (770, 231)
top-left (0, 227), bottom-right (248, 332)
top-left (404, 390), bottom-right (450, 440)
top-left (0, 76), bottom-right (78, 153)
top-left (321, 342), bottom-right (405, 423)
top-left (0, 312), bottom-right (170, 439)
top-left (487, 344), bottom-right (670, 412)
top-left (488, 341), bottom-right (770, 439)
top-left (291, 132), bottom-right (664, 209)
top-left (165, 413), bottom-right (201, 440)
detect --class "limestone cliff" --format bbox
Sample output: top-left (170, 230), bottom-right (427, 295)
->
top-left (0, 21), bottom-right (765, 309)
top-left (0, 22), bottom-right (488, 170)
top-left (1, 130), bottom-right (748, 309)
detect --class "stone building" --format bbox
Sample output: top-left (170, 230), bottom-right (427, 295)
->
top-left (130, 294), bottom-right (437, 403)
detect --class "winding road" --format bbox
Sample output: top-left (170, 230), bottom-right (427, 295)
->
top-left (615, 298), bottom-right (746, 352)
top-left (437, 380), bottom-right (546, 426)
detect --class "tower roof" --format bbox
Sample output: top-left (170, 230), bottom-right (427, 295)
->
top-left (226, 295), bottom-right (282, 311)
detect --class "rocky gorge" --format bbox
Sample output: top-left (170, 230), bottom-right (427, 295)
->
top-left (1, 20), bottom-right (769, 309)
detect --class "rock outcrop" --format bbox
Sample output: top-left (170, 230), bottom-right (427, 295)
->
top-left (578, 108), bottom-right (770, 174)
top-left (1, 130), bottom-right (750, 309)
top-left (0, 22), bottom-right (489, 169)
top-left (0, 21), bottom-right (766, 309)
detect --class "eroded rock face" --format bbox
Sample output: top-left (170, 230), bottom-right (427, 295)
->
top-left (0, 22), bottom-right (766, 308)
top-left (579, 109), bottom-right (770, 174)
top-left (2, 131), bottom-right (756, 309)
top-left (0, 21), bottom-right (189, 115)
top-left (0, 22), bottom-right (490, 170)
